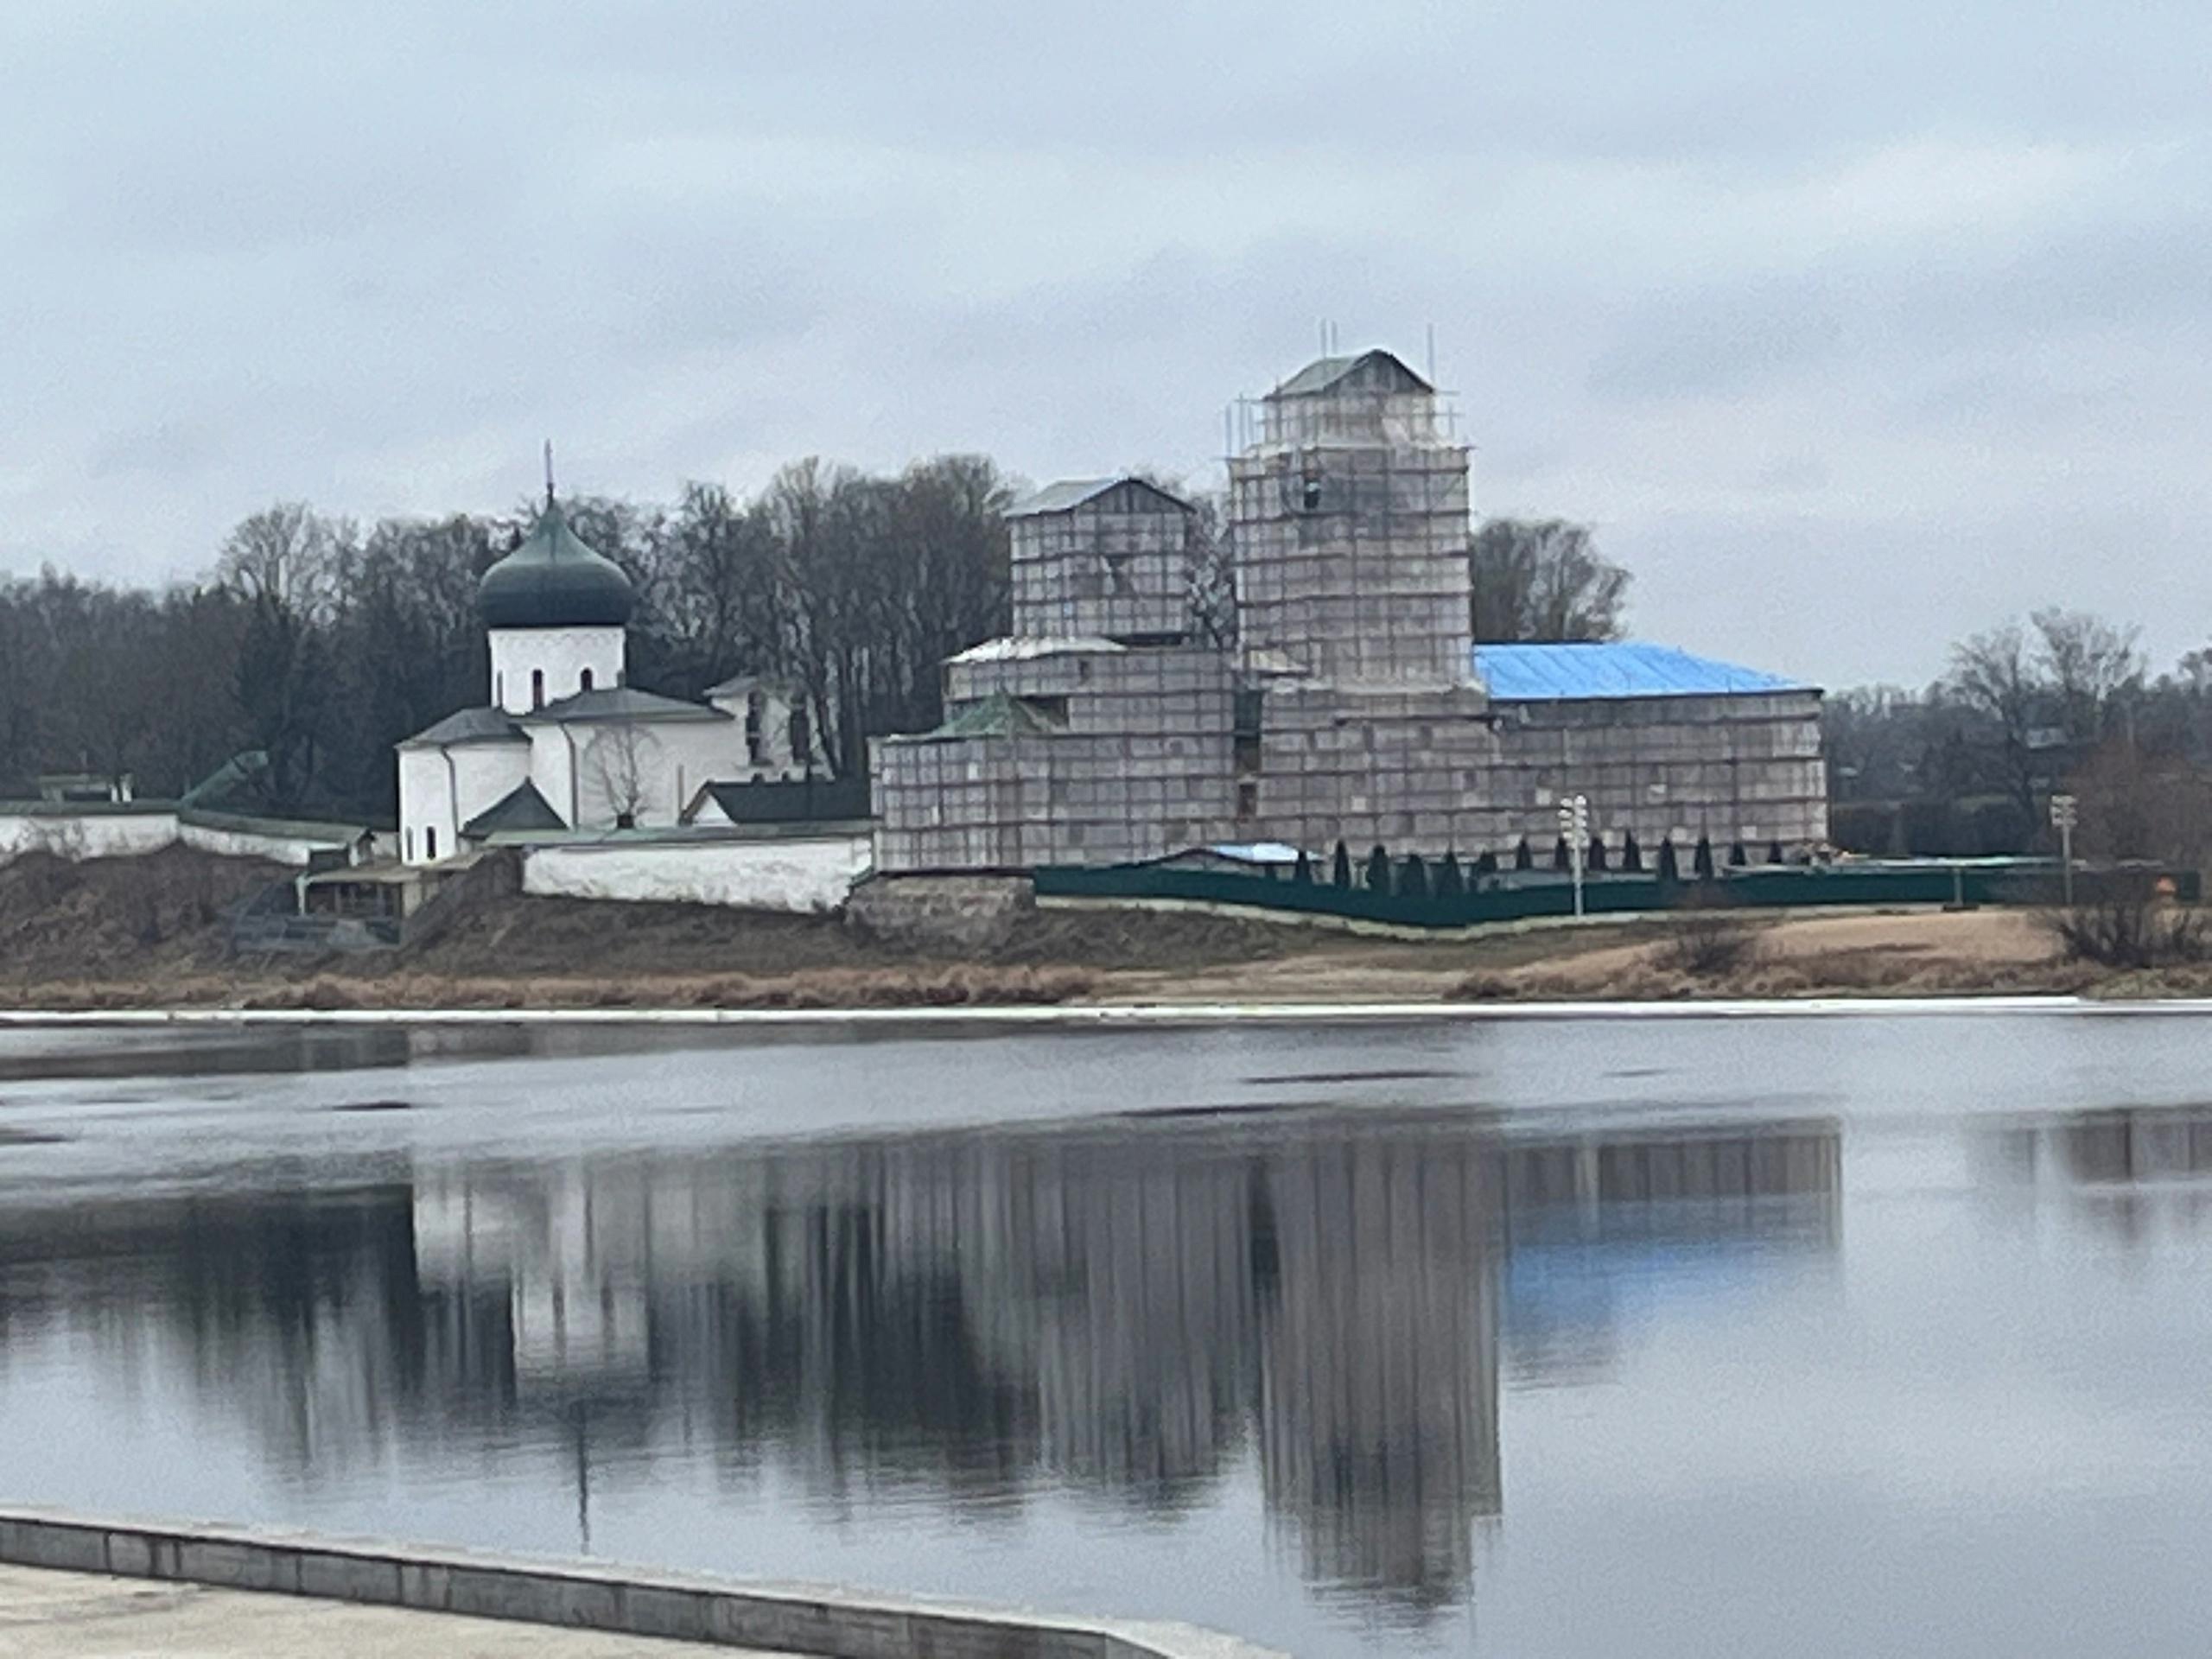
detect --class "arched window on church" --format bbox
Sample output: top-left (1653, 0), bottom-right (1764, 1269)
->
top-left (580, 668), bottom-right (594, 692)
top-left (745, 690), bottom-right (766, 766)
top-left (531, 669), bottom-right (545, 709)
top-left (789, 705), bottom-right (812, 769)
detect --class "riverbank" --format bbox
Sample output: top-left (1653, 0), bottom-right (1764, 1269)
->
top-left (0, 846), bottom-right (2195, 1010)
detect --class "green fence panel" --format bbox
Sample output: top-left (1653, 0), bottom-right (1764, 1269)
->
top-left (1033, 858), bottom-right (2199, 931)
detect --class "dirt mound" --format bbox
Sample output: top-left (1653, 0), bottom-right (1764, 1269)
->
top-left (0, 848), bottom-right (283, 982)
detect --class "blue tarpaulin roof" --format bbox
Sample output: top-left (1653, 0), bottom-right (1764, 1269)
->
top-left (1472, 643), bottom-right (1813, 701)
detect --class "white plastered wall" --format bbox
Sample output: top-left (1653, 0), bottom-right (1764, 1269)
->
top-left (0, 810), bottom-right (180, 862)
top-left (566, 718), bottom-right (750, 830)
top-left (398, 742), bottom-right (534, 864)
top-left (522, 834), bottom-right (873, 912)
top-left (490, 626), bottom-right (626, 713)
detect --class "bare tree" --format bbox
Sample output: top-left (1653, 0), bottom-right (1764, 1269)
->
top-left (583, 720), bottom-right (662, 829)
top-left (219, 503), bottom-right (346, 812)
top-left (1946, 622), bottom-right (2043, 820)
top-left (1468, 518), bottom-right (1630, 643)
top-left (2031, 607), bottom-right (2144, 748)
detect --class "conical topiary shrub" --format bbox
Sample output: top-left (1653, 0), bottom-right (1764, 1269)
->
top-left (1364, 843), bottom-right (1393, 893)
top-left (1399, 853), bottom-right (1429, 899)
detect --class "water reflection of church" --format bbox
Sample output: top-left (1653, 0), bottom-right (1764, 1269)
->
top-left (0, 1116), bottom-right (1840, 1620)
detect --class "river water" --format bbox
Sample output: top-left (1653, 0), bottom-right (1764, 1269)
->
top-left (2, 1011), bottom-right (2210, 1656)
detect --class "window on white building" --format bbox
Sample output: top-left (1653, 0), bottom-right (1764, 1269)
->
top-left (581, 668), bottom-right (594, 692)
top-left (531, 670), bottom-right (545, 709)
top-left (426, 827), bottom-right (438, 861)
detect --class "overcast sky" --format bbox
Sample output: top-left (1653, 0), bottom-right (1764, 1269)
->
top-left (3, 2), bottom-right (2206, 686)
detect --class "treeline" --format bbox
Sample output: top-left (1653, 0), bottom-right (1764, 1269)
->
top-left (1827, 607), bottom-right (2212, 867)
top-left (1, 470), bottom-right (1627, 824)
top-left (0, 456), bottom-right (1015, 820)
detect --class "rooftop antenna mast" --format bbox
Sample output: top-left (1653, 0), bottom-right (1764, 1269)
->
top-left (1426, 322), bottom-right (1438, 385)
top-left (543, 440), bottom-right (556, 507)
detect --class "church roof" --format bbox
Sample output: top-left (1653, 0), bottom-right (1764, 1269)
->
top-left (1472, 643), bottom-right (1815, 701)
top-left (527, 686), bottom-right (729, 723)
top-left (397, 707), bottom-right (529, 748)
top-left (1006, 477), bottom-right (1192, 517)
top-left (1270, 349), bottom-right (1432, 398)
top-left (478, 499), bottom-right (636, 630)
top-left (461, 779), bottom-right (565, 838)
top-left (931, 692), bottom-right (1071, 738)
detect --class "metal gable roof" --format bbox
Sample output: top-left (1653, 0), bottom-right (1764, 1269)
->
top-left (1472, 643), bottom-right (1814, 701)
top-left (461, 779), bottom-right (565, 837)
top-left (397, 708), bottom-right (530, 748)
top-left (528, 686), bottom-right (728, 723)
top-left (1005, 476), bottom-right (1192, 517)
top-left (1270, 348), bottom-right (1432, 398)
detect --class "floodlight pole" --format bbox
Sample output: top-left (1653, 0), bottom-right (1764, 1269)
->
top-left (2050, 793), bottom-right (2078, 907)
top-left (1559, 793), bottom-right (1590, 919)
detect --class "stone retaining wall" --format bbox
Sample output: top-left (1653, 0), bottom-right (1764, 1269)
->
top-left (0, 1509), bottom-right (1281, 1659)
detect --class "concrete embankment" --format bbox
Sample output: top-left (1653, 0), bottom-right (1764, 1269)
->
top-left (0, 1509), bottom-right (1282, 1659)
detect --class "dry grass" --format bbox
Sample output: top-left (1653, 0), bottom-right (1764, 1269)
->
top-left (0, 963), bottom-right (1100, 1014)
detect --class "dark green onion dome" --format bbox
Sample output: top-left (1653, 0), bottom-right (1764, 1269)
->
top-left (478, 499), bottom-right (635, 629)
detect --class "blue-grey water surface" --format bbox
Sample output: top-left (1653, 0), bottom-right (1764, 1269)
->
top-left (2, 1012), bottom-right (2210, 1656)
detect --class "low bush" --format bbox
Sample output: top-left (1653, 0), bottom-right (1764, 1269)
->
top-left (1653, 904), bottom-right (1759, 978)
top-left (2044, 887), bottom-right (2208, 969)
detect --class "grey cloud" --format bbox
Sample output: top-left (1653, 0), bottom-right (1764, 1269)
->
top-left (3, 1), bottom-right (2211, 682)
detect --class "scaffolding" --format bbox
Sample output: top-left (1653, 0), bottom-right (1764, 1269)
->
top-left (1007, 478), bottom-right (1198, 643)
top-left (872, 642), bottom-right (1236, 871)
top-left (873, 348), bottom-right (1831, 874)
top-left (1230, 351), bottom-right (1473, 689)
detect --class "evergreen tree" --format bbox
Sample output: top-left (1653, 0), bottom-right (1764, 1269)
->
top-left (1474, 849), bottom-right (1499, 876)
top-left (1553, 835), bottom-right (1573, 871)
top-left (1435, 851), bottom-right (1465, 898)
top-left (1399, 853), bottom-right (1429, 899)
top-left (1768, 839), bottom-right (1787, 865)
top-left (1587, 835), bottom-right (1608, 873)
top-left (1729, 841), bottom-right (1750, 867)
top-left (1294, 849), bottom-right (1313, 884)
top-left (1513, 838), bottom-right (1534, 871)
top-left (1364, 843), bottom-right (1393, 893)
top-left (1622, 831), bottom-right (1643, 872)
top-left (1657, 838), bottom-right (1681, 882)
top-left (1694, 836), bottom-right (1716, 879)
top-left (1332, 840), bottom-right (1353, 889)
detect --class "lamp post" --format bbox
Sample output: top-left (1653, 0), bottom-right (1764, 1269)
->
top-left (2050, 792), bottom-right (2078, 907)
top-left (1559, 793), bottom-right (1590, 919)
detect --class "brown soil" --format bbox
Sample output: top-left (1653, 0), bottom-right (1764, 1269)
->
top-left (0, 849), bottom-right (2196, 1010)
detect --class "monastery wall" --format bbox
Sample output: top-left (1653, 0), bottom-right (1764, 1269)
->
top-left (522, 830), bottom-right (871, 912)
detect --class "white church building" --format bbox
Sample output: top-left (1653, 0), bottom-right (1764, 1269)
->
top-left (397, 494), bottom-right (816, 866)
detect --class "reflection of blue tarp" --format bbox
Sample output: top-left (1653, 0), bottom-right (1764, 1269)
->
top-left (1503, 1220), bottom-right (1826, 1334)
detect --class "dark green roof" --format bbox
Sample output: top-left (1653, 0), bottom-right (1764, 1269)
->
top-left (932, 693), bottom-right (1069, 738)
top-left (461, 779), bottom-right (565, 838)
top-left (1271, 348), bottom-right (1431, 398)
top-left (478, 499), bottom-right (635, 630)
top-left (397, 708), bottom-right (529, 748)
top-left (528, 686), bottom-right (728, 723)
